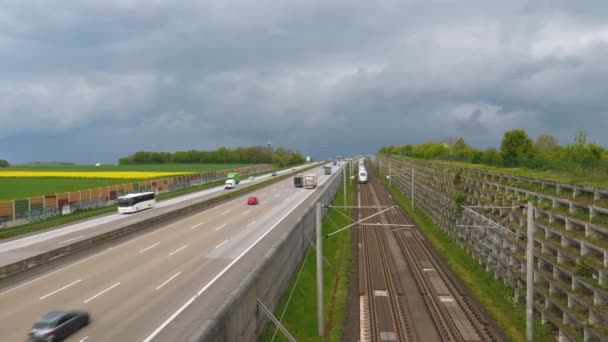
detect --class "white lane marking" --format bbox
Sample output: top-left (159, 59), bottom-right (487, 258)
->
top-left (83, 282), bottom-right (120, 303)
top-left (58, 235), bottom-right (84, 245)
top-left (247, 221), bottom-right (256, 228)
top-left (190, 222), bottom-right (204, 230)
top-left (222, 209), bottom-right (231, 215)
top-left (215, 224), bottom-right (226, 231)
top-left (124, 219), bottom-right (138, 224)
top-left (79, 337), bottom-right (89, 342)
top-left (241, 210), bottom-right (250, 216)
top-left (143, 175), bottom-right (325, 342)
top-left (0, 249), bottom-right (109, 297)
top-left (169, 245), bottom-right (188, 256)
top-left (40, 280), bottom-right (81, 300)
top-left (155, 272), bottom-right (181, 290)
top-left (215, 240), bottom-right (229, 249)
top-left (143, 296), bottom-right (197, 342)
top-left (139, 242), bottom-right (160, 253)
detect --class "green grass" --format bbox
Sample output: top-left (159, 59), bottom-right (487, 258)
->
top-left (0, 178), bottom-right (133, 201)
top-left (396, 155), bottom-right (608, 188)
top-left (261, 173), bottom-right (355, 342)
top-left (0, 164), bottom-right (264, 201)
top-left (379, 174), bottom-right (551, 341)
top-left (6, 163), bottom-right (254, 172)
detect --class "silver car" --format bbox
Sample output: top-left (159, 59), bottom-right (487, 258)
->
top-left (30, 311), bottom-right (89, 341)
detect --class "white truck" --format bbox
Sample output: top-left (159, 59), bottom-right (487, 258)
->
top-left (304, 174), bottom-right (318, 189)
top-left (225, 179), bottom-right (236, 189)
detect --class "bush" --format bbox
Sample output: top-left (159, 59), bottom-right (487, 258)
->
top-left (0, 160), bottom-right (9, 168)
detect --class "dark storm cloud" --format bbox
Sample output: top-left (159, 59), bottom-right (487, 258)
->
top-left (1, 0), bottom-right (607, 163)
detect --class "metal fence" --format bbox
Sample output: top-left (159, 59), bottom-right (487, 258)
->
top-left (0, 165), bottom-right (271, 228)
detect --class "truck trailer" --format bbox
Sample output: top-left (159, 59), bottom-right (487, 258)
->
top-left (304, 174), bottom-right (318, 189)
top-left (227, 173), bottom-right (240, 184)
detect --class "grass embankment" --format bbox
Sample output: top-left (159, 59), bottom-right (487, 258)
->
top-left (400, 156), bottom-right (608, 188)
top-left (0, 167), bottom-right (284, 240)
top-left (261, 174), bottom-right (355, 342)
top-left (379, 175), bottom-right (551, 341)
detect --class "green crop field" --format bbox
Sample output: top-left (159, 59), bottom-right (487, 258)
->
top-left (0, 178), bottom-right (132, 201)
top-left (0, 163), bottom-right (259, 201)
top-left (6, 163), bottom-right (253, 172)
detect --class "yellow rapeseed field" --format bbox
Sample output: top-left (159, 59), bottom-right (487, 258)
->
top-left (0, 171), bottom-right (191, 179)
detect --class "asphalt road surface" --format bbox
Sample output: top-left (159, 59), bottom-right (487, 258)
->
top-left (0, 164), bottom-right (316, 267)
top-left (0, 163), bottom-right (342, 341)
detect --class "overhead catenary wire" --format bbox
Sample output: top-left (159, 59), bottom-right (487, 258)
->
top-left (324, 205), bottom-right (396, 239)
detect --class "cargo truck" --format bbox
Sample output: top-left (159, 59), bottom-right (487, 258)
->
top-left (294, 174), bottom-right (304, 187)
top-left (323, 166), bottom-right (332, 175)
top-left (304, 174), bottom-right (318, 189)
top-left (227, 173), bottom-right (240, 184)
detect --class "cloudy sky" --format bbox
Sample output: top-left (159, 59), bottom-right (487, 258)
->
top-left (1, 0), bottom-right (607, 163)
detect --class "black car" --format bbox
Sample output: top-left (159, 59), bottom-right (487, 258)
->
top-left (30, 311), bottom-right (89, 341)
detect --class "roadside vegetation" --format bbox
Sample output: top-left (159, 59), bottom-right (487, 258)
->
top-left (261, 169), bottom-right (355, 342)
top-left (119, 145), bottom-right (306, 167)
top-left (378, 173), bottom-right (551, 341)
top-left (379, 129), bottom-right (608, 187)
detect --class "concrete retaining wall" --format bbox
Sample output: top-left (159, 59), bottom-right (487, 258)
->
top-left (188, 172), bottom-right (342, 341)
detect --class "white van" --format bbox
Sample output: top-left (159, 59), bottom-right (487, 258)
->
top-left (225, 179), bottom-right (236, 189)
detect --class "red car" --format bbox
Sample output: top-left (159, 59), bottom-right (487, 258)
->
top-left (247, 197), bottom-right (259, 205)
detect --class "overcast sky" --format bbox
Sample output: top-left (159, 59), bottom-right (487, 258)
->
top-left (1, 0), bottom-right (607, 163)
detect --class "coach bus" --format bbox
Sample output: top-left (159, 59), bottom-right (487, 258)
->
top-left (117, 192), bottom-right (156, 214)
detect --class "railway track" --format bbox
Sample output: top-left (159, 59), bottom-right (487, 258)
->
top-left (358, 166), bottom-right (500, 341)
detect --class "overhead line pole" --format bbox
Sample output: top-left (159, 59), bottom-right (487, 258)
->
top-left (343, 166), bottom-right (347, 209)
top-left (526, 202), bottom-right (534, 341)
top-left (389, 158), bottom-right (392, 188)
top-left (316, 202), bottom-right (324, 337)
top-left (411, 167), bottom-right (415, 211)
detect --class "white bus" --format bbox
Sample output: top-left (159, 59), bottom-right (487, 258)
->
top-left (117, 192), bottom-right (156, 214)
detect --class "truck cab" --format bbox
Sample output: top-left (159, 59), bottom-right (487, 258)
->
top-left (225, 179), bottom-right (236, 189)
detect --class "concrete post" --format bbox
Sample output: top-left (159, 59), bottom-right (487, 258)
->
top-left (316, 202), bottom-right (324, 336)
top-left (527, 202), bottom-right (534, 342)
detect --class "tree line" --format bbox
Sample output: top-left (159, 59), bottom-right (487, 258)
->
top-left (119, 145), bottom-right (306, 167)
top-left (378, 130), bottom-right (607, 174)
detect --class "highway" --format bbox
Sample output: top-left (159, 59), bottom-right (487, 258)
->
top-left (0, 164), bottom-right (315, 267)
top-left (0, 163), bottom-right (340, 341)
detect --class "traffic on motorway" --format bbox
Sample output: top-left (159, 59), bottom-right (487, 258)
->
top-left (0, 163), bottom-right (342, 341)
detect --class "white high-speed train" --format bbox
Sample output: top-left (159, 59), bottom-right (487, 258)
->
top-left (358, 167), bottom-right (368, 184)
top-left (358, 158), bottom-right (368, 183)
